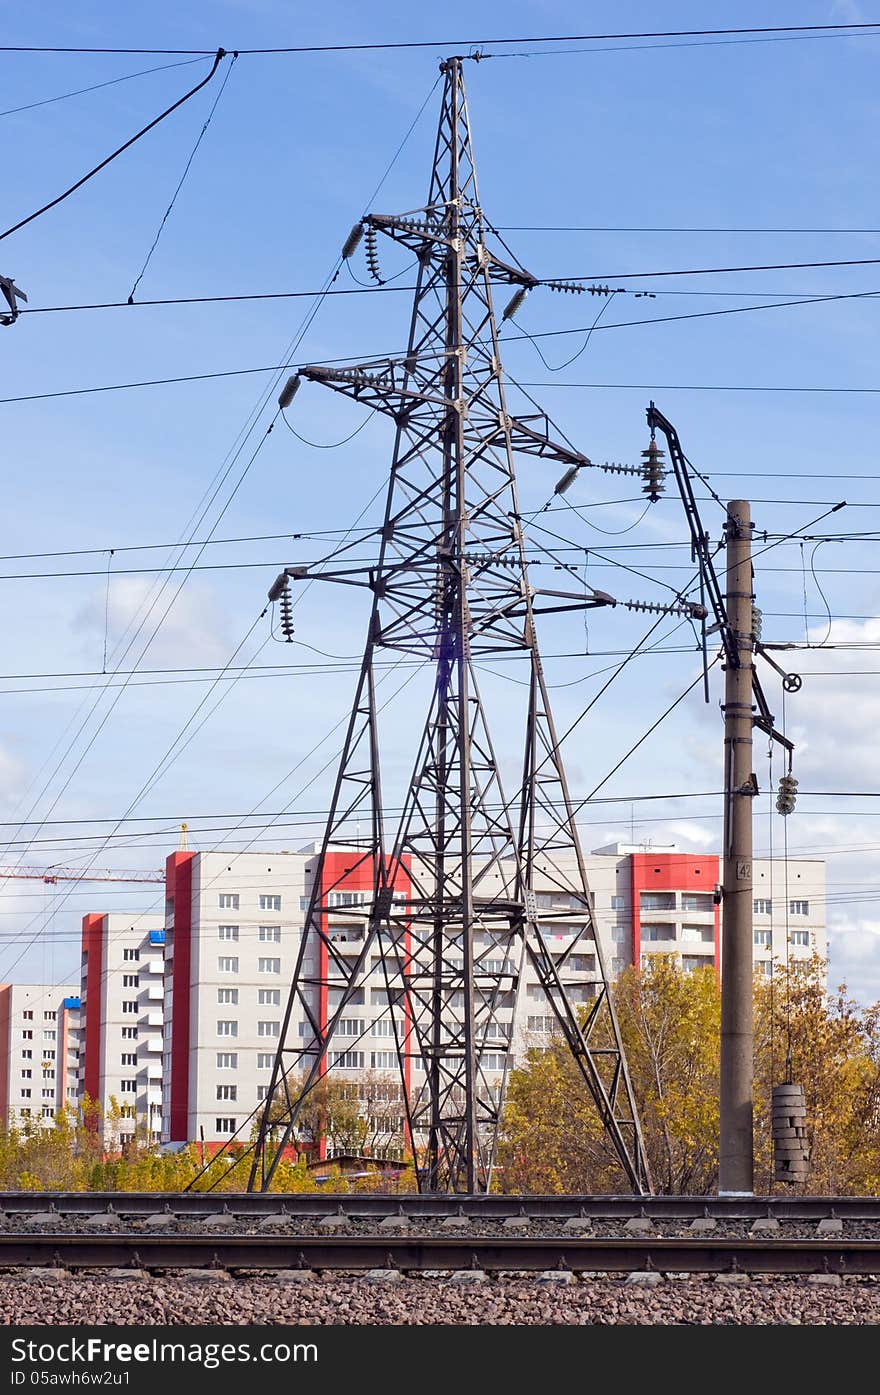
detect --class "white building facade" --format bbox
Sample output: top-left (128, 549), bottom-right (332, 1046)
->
top-left (0, 983), bottom-right (80, 1127)
top-left (80, 913), bottom-right (165, 1143)
top-left (161, 843), bottom-right (826, 1150)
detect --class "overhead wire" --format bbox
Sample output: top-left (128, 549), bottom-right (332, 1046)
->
top-left (0, 50), bottom-right (227, 244)
top-left (7, 23), bottom-right (880, 57)
top-left (0, 70), bottom-right (444, 983)
top-left (127, 52), bottom-right (239, 302)
top-left (0, 56), bottom-right (210, 119)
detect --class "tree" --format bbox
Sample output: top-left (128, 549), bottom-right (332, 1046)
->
top-left (499, 954), bottom-right (880, 1195)
top-left (754, 954), bottom-right (880, 1194)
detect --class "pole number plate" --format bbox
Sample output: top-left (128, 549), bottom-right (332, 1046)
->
top-left (736, 860), bottom-right (752, 880)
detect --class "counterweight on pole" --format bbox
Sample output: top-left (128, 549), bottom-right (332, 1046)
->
top-left (248, 57), bottom-right (652, 1195)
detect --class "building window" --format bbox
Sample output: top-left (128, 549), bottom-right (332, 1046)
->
top-left (216, 1053), bottom-right (238, 1069)
top-left (217, 988), bottom-right (239, 1005)
top-left (41, 1069), bottom-right (54, 1080)
top-left (218, 925), bottom-right (239, 941)
top-left (640, 892), bottom-right (676, 912)
top-left (20, 1090), bottom-right (30, 1100)
top-left (219, 894), bottom-right (239, 910)
top-left (22, 1010), bottom-right (33, 1021)
top-left (258, 925), bottom-right (281, 943)
top-left (527, 1016), bottom-right (555, 1033)
top-left (123, 949), bottom-right (140, 962)
top-left (122, 974), bottom-right (139, 988)
top-left (121, 1053), bottom-right (137, 1067)
top-left (257, 1085), bottom-right (270, 1101)
top-left (334, 1018), bottom-right (362, 1037)
top-left (610, 895), bottom-right (625, 911)
top-left (480, 1053), bottom-right (511, 1072)
top-left (258, 988), bottom-right (281, 1006)
top-left (256, 1053), bottom-right (274, 1069)
top-left (371, 1019), bottom-right (394, 1038)
top-left (216, 1085), bottom-right (237, 1102)
top-left (44, 1011), bottom-right (56, 1022)
top-left (682, 955), bottom-right (711, 973)
top-left (611, 956), bottom-right (626, 975)
top-left (371, 1051), bottom-right (396, 1070)
top-left (328, 890), bottom-right (367, 908)
top-left (121, 1027), bottom-right (138, 1039)
top-left (257, 1021), bottom-right (280, 1038)
top-left (682, 925), bottom-right (714, 944)
top-left (790, 900), bottom-right (809, 916)
top-left (566, 954), bottom-right (595, 973)
top-left (611, 926), bottom-right (628, 944)
top-left (120, 1080), bottom-right (137, 1093)
top-left (42, 1030), bottom-right (56, 1041)
top-left (21, 1050), bottom-right (32, 1061)
top-left (218, 957), bottom-right (239, 974)
top-left (21, 1030), bottom-right (32, 1040)
top-left (215, 1118), bottom-right (236, 1134)
top-left (484, 1021), bottom-right (511, 1040)
top-left (330, 1051), bottom-right (364, 1068)
top-left (217, 1020), bottom-right (238, 1038)
top-left (258, 957), bottom-right (281, 974)
top-left (681, 893), bottom-right (714, 913)
top-left (755, 961), bottom-right (771, 977)
top-left (754, 899), bottom-right (772, 916)
top-left (754, 929), bottom-right (772, 948)
top-left (20, 1069), bottom-right (31, 1080)
top-left (259, 894), bottom-right (282, 912)
top-left (790, 930), bottom-right (810, 947)
top-left (641, 924), bottom-right (676, 942)
top-left (122, 1002), bottom-right (138, 1014)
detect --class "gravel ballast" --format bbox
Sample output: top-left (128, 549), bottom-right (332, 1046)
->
top-left (1, 1274), bottom-right (880, 1325)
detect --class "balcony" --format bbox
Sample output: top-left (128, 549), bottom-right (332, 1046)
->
top-left (146, 1010), bottom-right (163, 1028)
top-left (143, 957), bottom-right (163, 976)
top-left (146, 1062), bottom-right (162, 1081)
top-left (146, 982), bottom-right (164, 1002)
top-left (143, 1035), bottom-right (163, 1054)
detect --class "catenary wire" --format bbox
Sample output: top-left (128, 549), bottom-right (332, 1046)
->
top-left (0, 56), bottom-right (210, 118)
top-left (0, 50), bottom-right (227, 244)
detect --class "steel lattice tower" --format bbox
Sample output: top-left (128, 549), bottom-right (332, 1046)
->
top-left (249, 57), bottom-right (652, 1194)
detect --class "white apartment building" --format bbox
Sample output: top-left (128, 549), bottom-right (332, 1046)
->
top-left (161, 843), bottom-right (826, 1150)
top-left (0, 983), bottom-right (80, 1127)
top-left (80, 913), bottom-right (165, 1143)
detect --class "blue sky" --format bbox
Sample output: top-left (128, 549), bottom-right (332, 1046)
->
top-left (1, 0), bottom-right (880, 1001)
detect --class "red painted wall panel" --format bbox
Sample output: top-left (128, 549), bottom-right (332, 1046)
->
top-left (81, 913), bottom-right (105, 1108)
top-left (167, 851), bottom-right (195, 1143)
top-left (629, 853), bottom-right (721, 971)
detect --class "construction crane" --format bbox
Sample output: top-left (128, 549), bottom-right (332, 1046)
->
top-left (0, 865), bottom-right (164, 885)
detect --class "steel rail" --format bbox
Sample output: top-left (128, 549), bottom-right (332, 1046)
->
top-left (1, 1192), bottom-right (880, 1220)
top-left (1, 1233), bottom-right (880, 1274)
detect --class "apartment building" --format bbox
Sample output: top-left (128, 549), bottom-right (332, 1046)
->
top-left (80, 913), bottom-right (165, 1143)
top-left (0, 983), bottom-right (80, 1127)
top-left (160, 842), bottom-right (826, 1149)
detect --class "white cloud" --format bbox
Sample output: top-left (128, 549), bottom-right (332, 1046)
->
top-left (73, 577), bottom-right (232, 671)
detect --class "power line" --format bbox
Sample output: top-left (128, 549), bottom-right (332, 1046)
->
top-left (557, 256), bottom-right (880, 280)
top-left (497, 225), bottom-right (880, 235)
top-left (0, 56), bottom-right (210, 118)
top-left (7, 23), bottom-right (880, 57)
top-left (0, 50), bottom-right (227, 244)
top-left (9, 290), bottom-right (880, 409)
top-left (18, 283), bottom-right (412, 316)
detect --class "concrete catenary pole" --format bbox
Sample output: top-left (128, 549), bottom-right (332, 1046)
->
top-left (719, 499), bottom-right (755, 1196)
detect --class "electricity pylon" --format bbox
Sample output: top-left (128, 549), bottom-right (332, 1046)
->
top-left (249, 56), bottom-right (660, 1194)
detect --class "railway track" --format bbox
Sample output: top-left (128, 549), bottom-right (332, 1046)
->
top-left (0, 1191), bottom-right (878, 1220)
top-left (1, 1193), bottom-right (880, 1276)
top-left (0, 1232), bottom-right (879, 1275)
